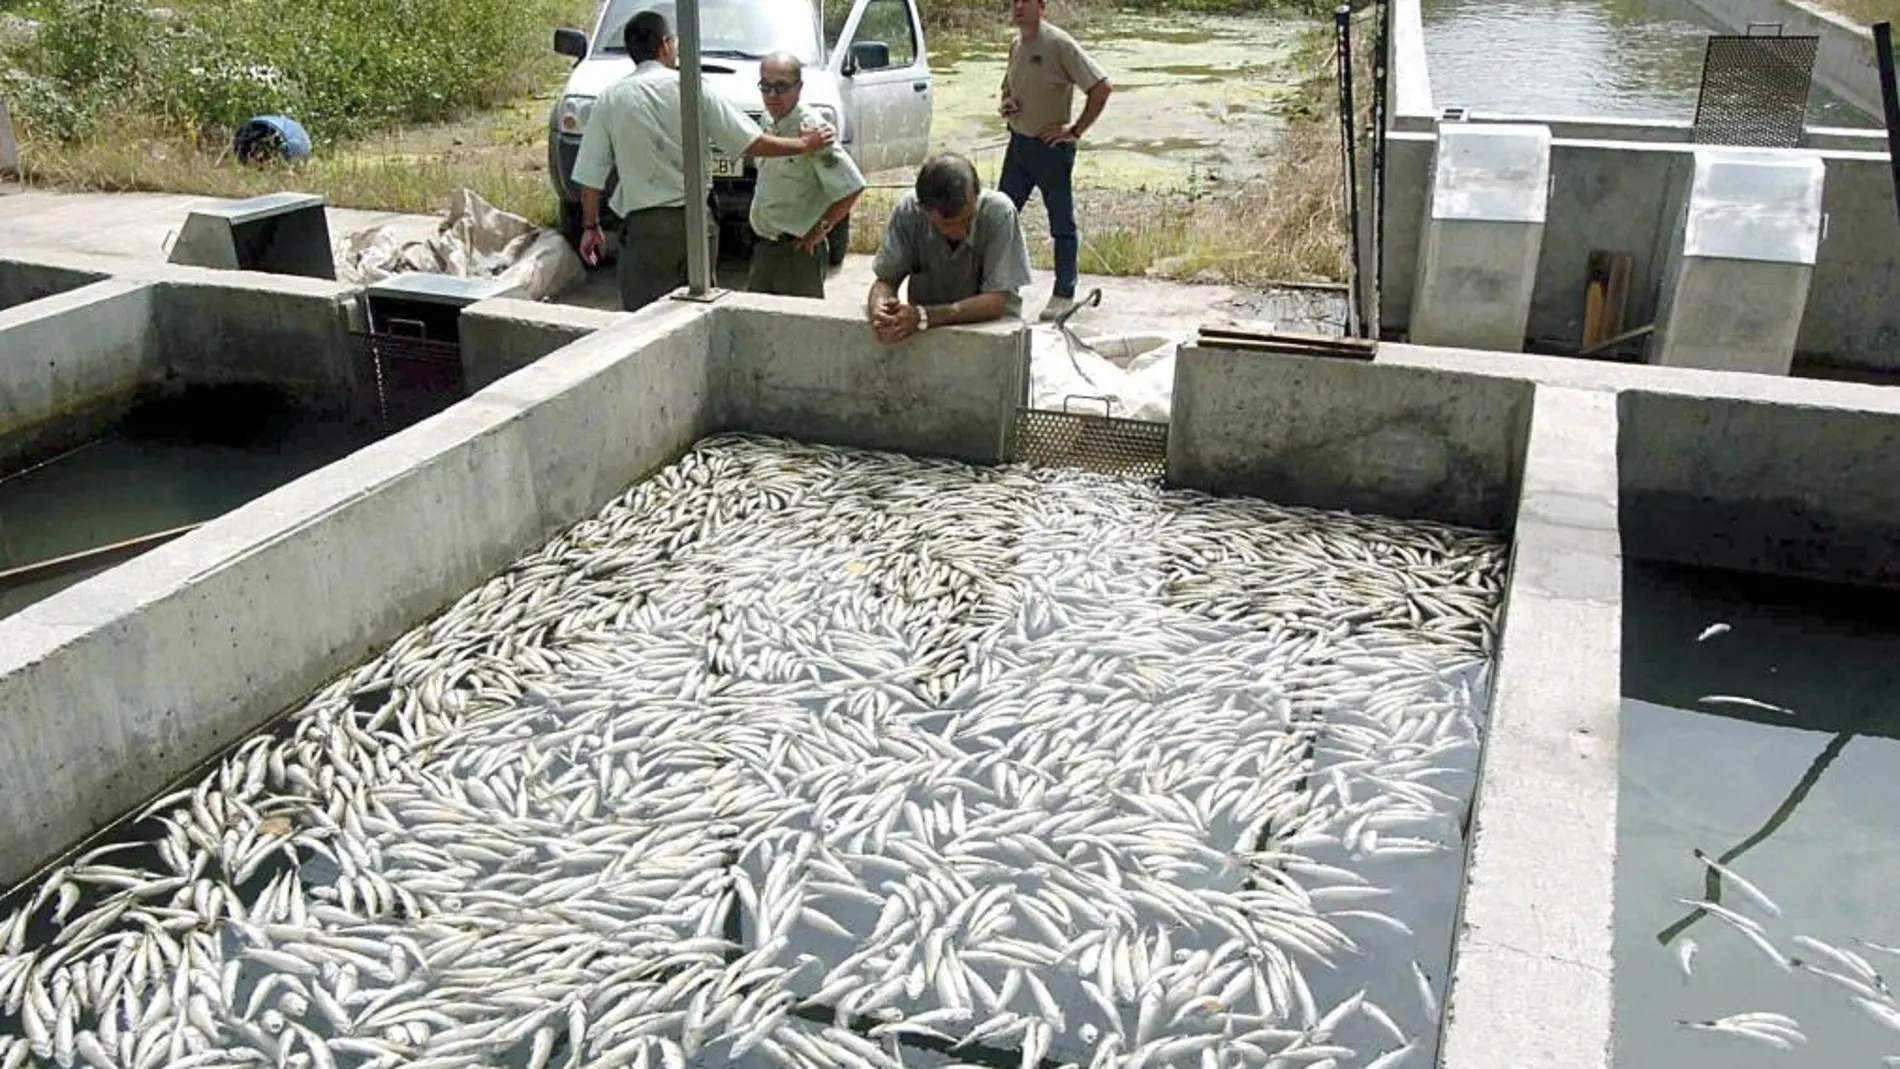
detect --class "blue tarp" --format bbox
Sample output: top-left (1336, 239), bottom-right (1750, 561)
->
top-left (233, 115), bottom-right (312, 163)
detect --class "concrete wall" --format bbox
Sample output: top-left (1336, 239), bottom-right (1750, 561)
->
top-left (0, 258), bottom-right (107, 313)
top-left (1620, 390), bottom-right (1900, 587)
top-left (1680, 0), bottom-right (1886, 119)
top-left (460, 297), bottom-right (627, 393)
top-left (1167, 347), bottom-right (1535, 531)
top-left (0, 302), bottom-right (717, 888)
top-left (0, 279), bottom-right (159, 472)
top-left (713, 294), bottom-right (1027, 464)
top-left (1378, 130), bottom-right (1900, 370)
top-left (150, 274), bottom-right (366, 419)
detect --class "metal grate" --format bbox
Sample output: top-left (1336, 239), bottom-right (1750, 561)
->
top-left (351, 330), bottom-right (465, 428)
top-left (1009, 397), bottom-right (1168, 481)
top-left (1692, 33), bottom-right (1819, 148)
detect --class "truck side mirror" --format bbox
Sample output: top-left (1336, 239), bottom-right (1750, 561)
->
top-left (555, 28), bottom-right (589, 59)
top-left (847, 40), bottom-right (891, 73)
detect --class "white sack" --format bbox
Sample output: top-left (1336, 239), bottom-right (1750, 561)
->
top-left (1026, 326), bottom-right (1188, 424)
top-left (334, 187), bottom-right (586, 302)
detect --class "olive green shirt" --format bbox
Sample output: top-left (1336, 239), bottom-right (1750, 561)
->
top-left (872, 190), bottom-right (1032, 318)
top-left (750, 103), bottom-right (867, 239)
top-left (1002, 24), bottom-right (1108, 138)
top-left (573, 60), bottom-right (763, 218)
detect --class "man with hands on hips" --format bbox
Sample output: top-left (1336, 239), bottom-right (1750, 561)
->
top-left (865, 153), bottom-right (1033, 345)
top-left (998, 0), bottom-right (1111, 323)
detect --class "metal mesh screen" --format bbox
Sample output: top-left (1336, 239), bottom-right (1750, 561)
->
top-left (1009, 402), bottom-right (1168, 481)
top-left (351, 331), bottom-right (465, 428)
top-left (1692, 34), bottom-right (1818, 148)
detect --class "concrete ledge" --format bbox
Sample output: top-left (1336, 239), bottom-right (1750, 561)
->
top-left (712, 294), bottom-right (1027, 464)
top-left (0, 257), bottom-right (108, 313)
top-left (1618, 390), bottom-right (1900, 587)
top-left (0, 279), bottom-right (159, 472)
top-left (461, 296), bottom-right (627, 393)
top-left (0, 301), bottom-right (717, 888)
top-left (1167, 347), bottom-right (1535, 530)
top-left (1390, 0), bottom-right (1435, 120)
top-left (1440, 385), bottom-right (1621, 1069)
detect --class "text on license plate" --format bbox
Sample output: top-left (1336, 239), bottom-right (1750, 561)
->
top-left (710, 154), bottom-right (744, 178)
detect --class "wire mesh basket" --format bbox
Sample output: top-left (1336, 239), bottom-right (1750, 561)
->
top-left (1009, 395), bottom-right (1168, 481)
top-left (350, 330), bottom-right (465, 429)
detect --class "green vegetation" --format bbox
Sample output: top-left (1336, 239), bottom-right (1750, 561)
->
top-left (0, 0), bottom-right (585, 144)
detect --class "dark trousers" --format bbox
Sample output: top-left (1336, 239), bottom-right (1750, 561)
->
top-left (618, 207), bottom-right (720, 312)
top-left (999, 131), bottom-right (1078, 298)
top-left (747, 237), bottom-right (826, 298)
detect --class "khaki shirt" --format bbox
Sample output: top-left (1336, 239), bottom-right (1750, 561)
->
top-left (573, 61), bottom-right (762, 218)
top-left (872, 190), bottom-right (1032, 317)
top-left (750, 103), bottom-right (868, 239)
top-left (1002, 23), bottom-right (1108, 138)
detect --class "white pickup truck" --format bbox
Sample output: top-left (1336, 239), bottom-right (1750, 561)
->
top-left (548, 0), bottom-right (935, 265)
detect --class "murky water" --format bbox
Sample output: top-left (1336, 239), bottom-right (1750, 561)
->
top-left (1421, 0), bottom-right (1877, 126)
top-left (915, 13), bottom-right (1304, 192)
top-left (1615, 561), bottom-right (1900, 1068)
top-left (0, 390), bottom-right (379, 620)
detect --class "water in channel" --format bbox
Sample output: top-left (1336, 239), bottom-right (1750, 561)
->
top-left (1615, 560), bottom-right (1900, 1069)
top-left (0, 387), bottom-right (380, 621)
top-left (1421, 0), bottom-right (1877, 127)
top-left (0, 434), bottom-right (1504, 1069)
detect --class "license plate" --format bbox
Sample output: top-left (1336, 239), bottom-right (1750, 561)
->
top-left (710, 154), bottom-right (744, 179)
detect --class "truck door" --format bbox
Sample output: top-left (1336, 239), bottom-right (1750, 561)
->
top-left (832, 0), bottom-right (931, 173)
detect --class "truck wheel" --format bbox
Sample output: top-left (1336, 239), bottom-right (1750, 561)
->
top-left (559, 199), bottom-right (585, 252)
top-left (827, 214), bottom-right (850, 267)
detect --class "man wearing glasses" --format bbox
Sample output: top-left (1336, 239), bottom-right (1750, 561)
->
top-left (573, 8), bottom-right (838, 312)
top-left (747, 52), bottom-right (866, 298)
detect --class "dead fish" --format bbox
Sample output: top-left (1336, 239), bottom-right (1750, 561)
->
top-left (1692, 850), bottom-right (1782, 918)
top-left (1695, 623), bottom-right (1731, 642)
top-left (1696, 695), bottom-right (1794, 716)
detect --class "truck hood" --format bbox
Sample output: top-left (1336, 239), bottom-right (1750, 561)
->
top-left (559, 57), bottom-right (843, 119)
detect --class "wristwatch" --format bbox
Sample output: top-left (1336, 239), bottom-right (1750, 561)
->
top-left (916, 307), bottom-right (931, 332)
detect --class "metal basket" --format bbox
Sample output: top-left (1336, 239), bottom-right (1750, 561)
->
top-left (1009, 395), bottom-right (1168, 481)
top-left (350, 330), bottom-right (466, 428)
top-left (1692, 32), bottom-right (1819, 148)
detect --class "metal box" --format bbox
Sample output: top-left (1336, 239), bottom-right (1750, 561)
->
top-left (1650, 148), bottom-right (1825, 377)
top-left (167, 192), bottom-right (336, 280)
top-left (1409, 122), bottom-right (1552, 353)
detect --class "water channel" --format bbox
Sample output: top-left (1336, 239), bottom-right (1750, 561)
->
top-left (1615, 560), bottom-right (1900, 1069)
top-left (0, 388), bottom-right (380, 620)
top-left (1421, 0), bottom-right (1877, 127)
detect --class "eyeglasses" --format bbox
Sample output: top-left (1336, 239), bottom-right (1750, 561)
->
top-left (758, 80), bottom-right (799, 94)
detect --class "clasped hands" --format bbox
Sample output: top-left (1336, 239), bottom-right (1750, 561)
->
top-left (869, 297), bottom-right (924, 344)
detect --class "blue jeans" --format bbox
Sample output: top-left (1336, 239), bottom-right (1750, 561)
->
top-left (999, 132), bottom-right (1078, 299)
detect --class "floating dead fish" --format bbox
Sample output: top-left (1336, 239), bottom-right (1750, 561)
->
top-left (1695, 623), bottom-right (1731, 642)
top-left (1696, 695), bottom-right (1795, 716)
top-left (0, 435), bottom-right (1507, 1069)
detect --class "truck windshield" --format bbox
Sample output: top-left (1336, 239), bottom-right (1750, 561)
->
top-left (598, 0), bottom-right (821, 65)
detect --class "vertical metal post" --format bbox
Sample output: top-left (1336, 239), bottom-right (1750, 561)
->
top-left (678, 0), bottom-right (714, 296)
top-left (1335, 4), bottom-right (1364, 339)
top-left (1876, 22), bottom-right (1900, 231)
top-left (1369, 0), bottom-right (1391, 339)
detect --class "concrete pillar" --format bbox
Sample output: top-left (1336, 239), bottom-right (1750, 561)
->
top-left (1409, 122), bottom-right (1552, 353)
top-left (1650, 148), bottom-right (1825, 377)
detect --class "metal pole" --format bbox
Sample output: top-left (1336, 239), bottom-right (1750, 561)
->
top-left (1335, 4), bottom-right (1364, 339)
top-left (1876, 21), bottom-right (1900, 231)
top-left (677, 0), bottom-right (714, 296)
top-left (1369, 0), bottom-right (1391, 339)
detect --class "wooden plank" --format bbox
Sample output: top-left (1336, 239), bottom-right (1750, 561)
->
top-left (1582, 250), bottom-right (1633, 351)
top-left (0, 523), bottom-right (205, 591)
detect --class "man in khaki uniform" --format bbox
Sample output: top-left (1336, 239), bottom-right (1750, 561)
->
top-left (573, 8), bottom-right (836, 312)
top-left (747, 52), bottom-right (867, 298)
top-left (998, 0), bottom-right (1112, 323)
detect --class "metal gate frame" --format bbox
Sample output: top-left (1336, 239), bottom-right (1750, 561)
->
top-left (1691, 29), bottom-right (1819, 148)
top-left (1368, 0), bottom-right (1392, 341)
